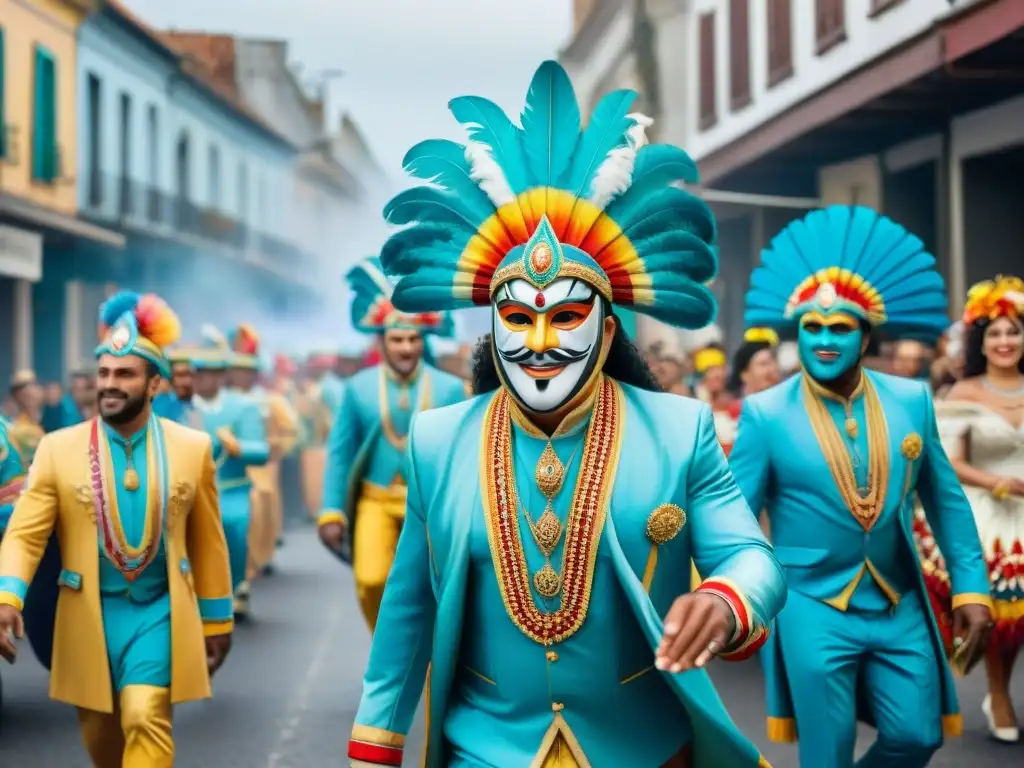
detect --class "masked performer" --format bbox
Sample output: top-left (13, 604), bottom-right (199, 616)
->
top-left (730, 206), bottom-right (993, 768)
top-left (913, 275), bottom-right (1024, 742)
top-left (346, 60), bottom-right (783, 768)
top-left (227, 325), bottom-right (298, 579)
top-left (0, 291), bottom-right (233, 768)
top-left (317, 256), bottom-right (465, 631)
top-left (188, 327), bottom-right (269, 620)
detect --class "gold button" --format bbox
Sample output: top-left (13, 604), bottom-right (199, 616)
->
top-left (546, 650), bottom-right (559, 662)
top-left (552, 702), bottom-right (564, 712)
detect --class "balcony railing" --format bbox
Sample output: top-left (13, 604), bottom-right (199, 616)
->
top-left (80, 174), bottom-right (318, 278)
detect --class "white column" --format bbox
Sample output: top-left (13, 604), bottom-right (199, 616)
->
top-left (946, 148), bottom-right (967, 319)
top-left (64, 280), bottom-right (83, 374)
top-left (13, 279), bottom-right (33, 372)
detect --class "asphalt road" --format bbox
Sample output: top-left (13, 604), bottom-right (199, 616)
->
top-left (0, 528), bottom-right (1020, 767)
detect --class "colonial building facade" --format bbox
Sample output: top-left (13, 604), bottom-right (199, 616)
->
top-left (0, 0), bottom-right (123, 384)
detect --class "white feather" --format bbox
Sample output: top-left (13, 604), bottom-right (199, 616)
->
top-left (586, 113), bottom-right (653, 211)
top-left (464, 135), bottom-right (516, 208)
top-left (1004, 290), bottom-right (1024, 308)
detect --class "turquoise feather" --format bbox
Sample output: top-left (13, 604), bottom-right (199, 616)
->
top-left (346, 256), bottom-right (454, 334)
top-left (380, 224), bottom-right (465, 275)
top-left (744, 205), bottom-right (949, 339)
top-left (384, 187), bottom-right (483, 237)
top-left (401, 139), bottom-right (497, 223)
top-left (448, 95), bottom-right (530, 194)
top-left (520, 60), bottom-right (581, 188)
top-left (100, 291), bottom-right (141, 326)
top-left (564, 89), bottom-right (636, 196)
top-left (631, 144), bottom-right (700, 187)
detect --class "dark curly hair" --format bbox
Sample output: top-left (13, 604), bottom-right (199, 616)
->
top-left (471, 309), bottom-right (661, 395)
top-left (727, 341), bottom-right (774, 394)
top-left (963, 316), bottom-right (1024, 378)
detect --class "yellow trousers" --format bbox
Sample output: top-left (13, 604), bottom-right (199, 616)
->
top-left (247, 463), bottom-right (283, 578)
top-left (77, 684), bottom-right (173, 768)
top-left (353, 481), bottom-right (407, 631)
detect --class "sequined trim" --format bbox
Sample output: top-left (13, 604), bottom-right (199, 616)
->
top-left (481, 378), bottom-right (623, 645)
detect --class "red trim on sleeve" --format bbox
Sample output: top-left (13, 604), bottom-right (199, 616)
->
top-left (348, 740), bottom-right (404, 766)
top-left (720, 626), bottom-right (770, 662)
top-left (696, 579), bottom-right (751, 641)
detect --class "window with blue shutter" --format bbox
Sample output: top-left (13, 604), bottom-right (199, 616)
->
top-left (32, 45), bottom-right (58, 183)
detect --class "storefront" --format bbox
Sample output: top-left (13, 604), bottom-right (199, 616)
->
top-left (0, 224), bottom-right (43, 387)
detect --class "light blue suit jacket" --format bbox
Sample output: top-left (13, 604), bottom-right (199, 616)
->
top-left (729, 370), bottom-right (991, 727)
top-left (351, 381), bottom-right (785, 767)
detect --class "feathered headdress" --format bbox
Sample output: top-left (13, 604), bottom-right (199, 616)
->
top-left (377, 60), bottom-right (717, 330)
top-left (347, 256), bottom-right (453, 336)
top-left (745, 206), bottom-right (949, 339)
top-left (962, 275), bottom-right (1024, 327)
top-left (228, 324), bottom-right (261, 369)
top-left (95, 291), bottom-right (181, 377)
top-left (189, 324), bottom-right (231, 371)
top-left (273, 353), bottom-right (297, 377)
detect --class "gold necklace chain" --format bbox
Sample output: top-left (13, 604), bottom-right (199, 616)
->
top-left (802, 374), bottom-right (890, 531)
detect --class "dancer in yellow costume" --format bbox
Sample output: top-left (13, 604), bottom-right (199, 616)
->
top-left (226, 324), bottom-right (298, 577)
top-left (318, 256), bottom-right (465, 631)
top-left (0, 291), bottom-right (234, 768)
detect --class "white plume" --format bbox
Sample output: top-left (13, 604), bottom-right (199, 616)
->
top-left (464, 134), bottom-right (516, 207)
top-left (1005, 290), bottom-right (1024, 308)
top-left (586, 113), bottom-right (653, 211)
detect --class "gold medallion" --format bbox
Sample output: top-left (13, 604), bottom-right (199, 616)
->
top-left (845, 418), bottom-right (859, 439)
top-left (123, 468), bottom-right (140, 492)
top-left (535, 442), bottom-right (565, 498)
top-left (533, 563), bottom-right (562, 598)
top-left (532, 506), bottom-right (563, 557)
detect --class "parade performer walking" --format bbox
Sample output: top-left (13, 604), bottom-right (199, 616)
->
top-left (0, 417), bottom-right (25, 532)
top-left (0, 291), bottom-right (233, 768)
top-left (913, 275), bottom-right (1024, 742)
top-left (729, 206), bottom-right (994, 767)
top-left (317, 256), bottom-right (465, 631)
top-left (7, 370), bottom-right (45, 464)
top-left (346, 61), bottom-right (783, 768)
top-left (299, 350), bottom-right (343, 519)
top-left (227, 325), bottom-right (298, 579)
top-left (152, 349), bottom-right (197, 426)
top-left (188, 327), bottom-right (269, 620)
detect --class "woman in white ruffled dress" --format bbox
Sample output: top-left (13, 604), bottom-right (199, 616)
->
top-left (915, 276), bottom-right (1024, 742)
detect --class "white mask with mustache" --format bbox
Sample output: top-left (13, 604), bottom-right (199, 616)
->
top-left (492, 277), bottom-right (604, 413)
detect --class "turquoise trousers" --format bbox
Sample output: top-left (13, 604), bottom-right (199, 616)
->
top-left (778, 589), bottom-right (942, 768)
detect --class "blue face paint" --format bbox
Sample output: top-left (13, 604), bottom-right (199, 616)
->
top-left (798, 319), bottom-right (864, 382)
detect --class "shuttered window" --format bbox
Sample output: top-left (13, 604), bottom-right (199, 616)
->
top-left (32, 45), bottom-right (58, 183)
top-left (0, 28), bottom-right (6, 159)
top-left (729, 0), bottom-right (751, 110)
top-left (699, 13), bottom-right (717, 130)
top-left (767, 0), bottom-right (793, 87)
top-left (815, 0), bottom-right (846, 55)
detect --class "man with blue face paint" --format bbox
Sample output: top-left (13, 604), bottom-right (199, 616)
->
top-left (729, 205), bottom-right (994, 768)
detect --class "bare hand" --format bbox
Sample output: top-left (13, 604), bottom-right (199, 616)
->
top-left (951, 602), bottom-right (993, 675)
top-left (1008, 478), bottom-right (1024, 497)
top-left (0, 603), bottom-right (24, 664)
top-left (656, 592), bottom-right (736, 673)
top-left (318, 521), bottom-right (346, 552)
top-left (205, 633), bottom-right (232, 677)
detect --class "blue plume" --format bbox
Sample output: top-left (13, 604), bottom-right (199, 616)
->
top-left (401, 139), bottom-right (498, 223)
top-left (744, 205), bottom-right (950, 338)
top-left (630, 144), bottom-right (700, 188)
top-left (447, 95), bottom-right (530, 194)
top-left (384, 186), bottom-right (483, 236)
top-left (99, 290), bottom-right (140, 326)
top-left (520, 61), bottom-right (581, 187)
top-left (564, 89), bottom-right (636, 195)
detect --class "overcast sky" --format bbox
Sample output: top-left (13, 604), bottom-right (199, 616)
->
top-left (122, 0), bottom-right (574, 181)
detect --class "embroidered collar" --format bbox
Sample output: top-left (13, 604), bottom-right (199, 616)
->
top-left (804, 368), bottom-right (866, 406)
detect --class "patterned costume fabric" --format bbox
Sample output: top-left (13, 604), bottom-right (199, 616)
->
top-left (347, 60), bottom-right (782, 768)
top-left (730, 206), bottom-right (990, 768)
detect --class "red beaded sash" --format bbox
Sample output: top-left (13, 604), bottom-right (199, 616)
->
top-left (89, 416), bottom-right (166, 581)
top-left (482, 377), bottom-right (623, 645)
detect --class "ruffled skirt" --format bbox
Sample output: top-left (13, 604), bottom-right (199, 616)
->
top-left (914, 488), bottom-right (1024, 653)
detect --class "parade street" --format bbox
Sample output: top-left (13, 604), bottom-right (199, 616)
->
top-left (0, 527), bottom-right (1020, 768)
